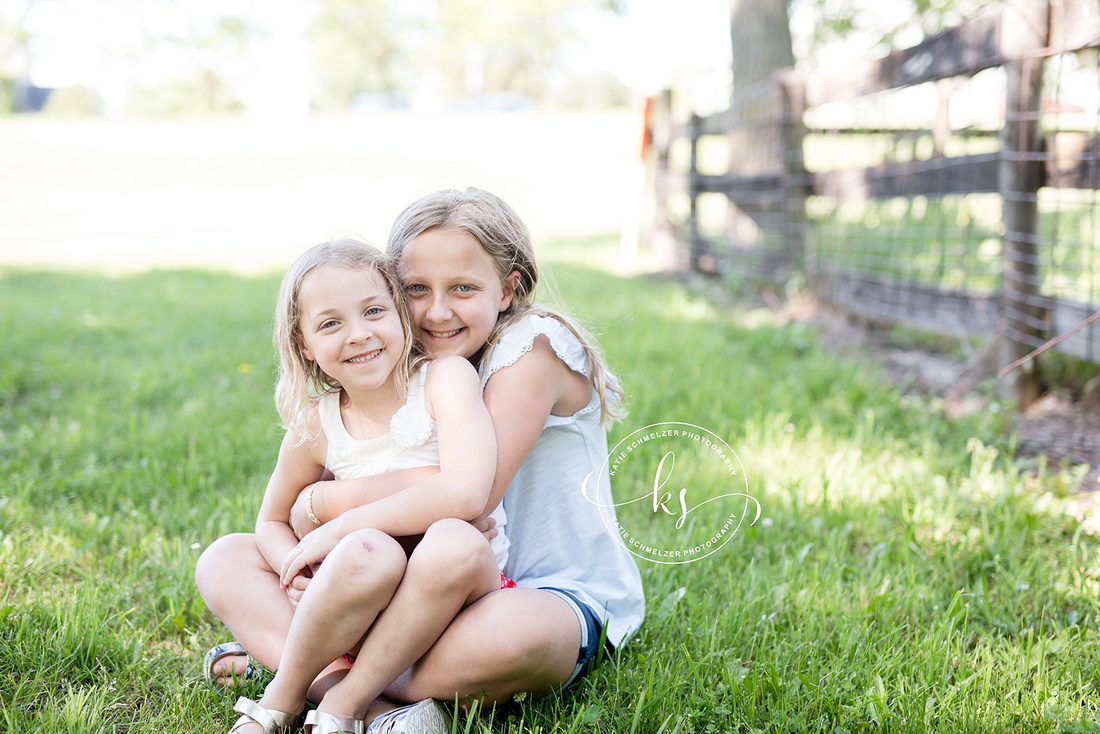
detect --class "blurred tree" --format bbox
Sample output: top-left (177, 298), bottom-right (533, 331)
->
top-left (309, 0), bottom-right (421, 111)
top-left (41, 83), bottom-right (101, 116)
top-left (127, 11), bottom-right (257, 117)
top-left (310, 0), bottom-right (617, 110)
top-left (730, 0), bottom-right (793, 98)
top-left (128, 71), bottom-right (244, 117)
top-left (0, 0), bottom-right (34, 72)
top-left (721, 0), bottom-right (799, 272)
top-left (0, 0), bottom-right (40, 113)
top-left (546, 70), bottom-right (633, 110)
top-left (167, 13), bottom-right (256, 114)
top-left (796, 0), bottom-right (1000, 68)
top-left (432, 0), bottom-right (590, 103)
top-left (792, 0), bottom-right (1007, 71)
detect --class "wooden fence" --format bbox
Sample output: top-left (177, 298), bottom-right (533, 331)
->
top-left (647, 0), bottom-right (1100, 404)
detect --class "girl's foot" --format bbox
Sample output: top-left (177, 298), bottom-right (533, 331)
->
top-left (227, 697), bottom-right (299, 734)
top-left (204, 642), bottom-right (272, 687)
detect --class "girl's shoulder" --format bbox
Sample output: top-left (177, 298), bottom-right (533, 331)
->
top-left (283, 397), bottom-right (327, 452)
top-left (481, 312), bottom-right (588, 386)
top-left (423, 355), bottom-right (481, 416)
top-left (423, 355), bottom-right (479, 392)
top-left (424, 354), bottom-right (476, 380)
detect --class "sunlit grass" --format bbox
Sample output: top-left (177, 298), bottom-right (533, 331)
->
top-left (2, 238), bottom-right (1100, 732)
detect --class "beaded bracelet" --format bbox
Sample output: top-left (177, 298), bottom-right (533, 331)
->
top-left (305, 483), bottom-right (321, 526)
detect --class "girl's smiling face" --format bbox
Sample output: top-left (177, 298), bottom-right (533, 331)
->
top-left (296, 265), bottom-right (406, 394)
top-left (399, 228), bottom-right (517, 360)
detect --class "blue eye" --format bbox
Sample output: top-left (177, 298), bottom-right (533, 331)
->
top-left (456, 285), bottom-right (473, 293)
top-left (407, 284), bottom-right (427, 293)
top-left (365, 306), bottom-right (384, 316)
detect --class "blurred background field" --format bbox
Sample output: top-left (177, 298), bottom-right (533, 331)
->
top-left (0, 110), bottom-right (645, 273)
top-left (0, 0), bottom-right (734, 275)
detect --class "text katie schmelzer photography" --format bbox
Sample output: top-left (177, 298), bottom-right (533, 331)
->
top-left (584, 422), bottom-right (761, 565)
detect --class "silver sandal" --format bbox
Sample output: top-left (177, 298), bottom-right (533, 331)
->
top-left (204, 642), bottom-right (271, 687)
top-left (227, 697), bottom-right (299, 734)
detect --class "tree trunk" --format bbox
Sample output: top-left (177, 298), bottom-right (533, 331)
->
top-left (721, 0), bottom-right (800, 276)
top-left (729, 0), bottom-right (794, 97)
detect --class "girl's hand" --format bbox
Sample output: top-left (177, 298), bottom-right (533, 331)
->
top-left (284, 570), bottom-right (312, 609)
top-left (472, 515), bottom-right (498, 542)
top-left (280, 522), bottom-right (343, 587)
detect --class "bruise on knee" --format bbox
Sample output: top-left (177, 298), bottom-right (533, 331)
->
top-left (328, 530), bottom-right (405, 582)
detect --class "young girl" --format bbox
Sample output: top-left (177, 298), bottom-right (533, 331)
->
top-left (197, 189), bottom-right (644, 733)
top-left (224, 239), bottom-right (506, 734)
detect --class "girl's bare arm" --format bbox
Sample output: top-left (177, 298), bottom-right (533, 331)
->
top-left (480, 336), bottom-right (591, 514)
top-left (280, 356), bottom-right (496, 581)
top-left (255, 426), bottom-right (326, 572)
top-left (289, 465), bottom-right (439, 536)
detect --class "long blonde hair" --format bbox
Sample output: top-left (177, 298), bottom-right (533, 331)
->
top-left (387, 187), bottom-right (625, 425)
top-left (273, 239), bottom-right (418, 433)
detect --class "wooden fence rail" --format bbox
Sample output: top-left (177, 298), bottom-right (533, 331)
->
top-left (647, 0), bottom-right (1100, 405)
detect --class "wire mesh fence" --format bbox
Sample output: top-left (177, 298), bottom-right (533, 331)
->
top-left (647, 0), bottom-right (1100, 402)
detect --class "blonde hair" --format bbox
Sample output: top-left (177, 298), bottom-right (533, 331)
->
top-left (273, 239), bottom-right (419, 434)
top-left (387, 187), bottom-right (625, 424)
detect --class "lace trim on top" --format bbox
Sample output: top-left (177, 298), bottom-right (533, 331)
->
top-left (480, 314), bottom-right (600, 427)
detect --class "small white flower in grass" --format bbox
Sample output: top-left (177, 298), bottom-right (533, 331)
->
top-left (390, 404), bottom-right (433, 449)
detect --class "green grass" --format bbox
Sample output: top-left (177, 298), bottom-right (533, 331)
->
top-left (3, 238), bottom-right (1100, 732)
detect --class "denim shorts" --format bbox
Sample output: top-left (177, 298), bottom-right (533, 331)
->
top-left (540, 587), bottom-right (614, 690)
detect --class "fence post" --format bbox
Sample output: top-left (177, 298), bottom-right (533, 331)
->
top-left (999, 0), bottom-right (1049, 408)
top-left (687, 113), bottom-right (715, 274)
top-left (649, 89), bottom-right (677, 263)
top-left (777, 69), bottom-right (807, 274)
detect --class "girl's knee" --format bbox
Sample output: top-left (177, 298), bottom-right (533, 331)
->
top-left (425, 518), bottom-right (487, 550)
top-left (195, 533), bottom-right (257, 593)
top-left (409, 519), bottom-right (494, 581)
top-left (326, 529), bottom-right (406, 585)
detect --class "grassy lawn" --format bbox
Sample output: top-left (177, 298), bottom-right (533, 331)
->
top-left (2, 236), bottom-right (1099, 732)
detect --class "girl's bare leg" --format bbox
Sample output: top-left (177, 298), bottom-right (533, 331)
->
top-left (195, 533), bottom-right (294, 673)
top-left (197, 527), bottom-right (586, 718)
top-left (194, 533), bottom-right (352, 701)
top-left (317, 518), bottom-right (502, 721)
top-left (385, 587), bottom-right (582, 708)
top-left (228, 528), bottom-right (408, 731)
